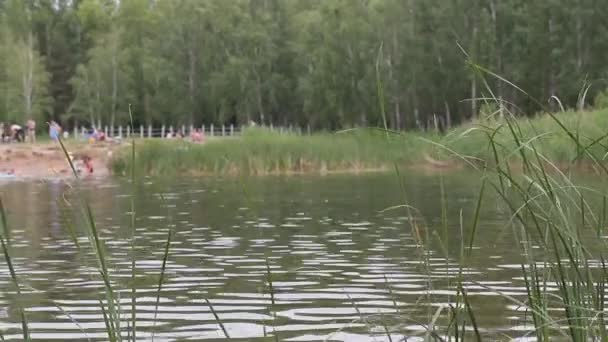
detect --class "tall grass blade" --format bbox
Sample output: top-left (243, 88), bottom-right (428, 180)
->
top-left (467, 178), bottom-right (486, 256)
top-left (577, 81), bottom-right (592, 111)
top-left (549, 95), bottom-right (566, 112)
top-left (0, 198), bottom-right (9, 243)
top-left (459, 286), bottom-right (481, 342)
top-left (98, 299), bottom-right (114, 342)
top-left (375, 42), bottom-right (389, 137)
top-left (56, 136), bottom-right (120, 341)
top-left (265, 258), bottom-right (279, 342)
top-left (58, 199), bottom-right (81, 249)
top-left (0, 198), bottom-right (30, 342)
top-left (151, 227), bottom-right (173, 342)
top-left (380, 320), bottom-right (393, 342)
top-left (205, 298), bottom-right (231, 339)
top-left (129, 104), bottom-right (137, 341)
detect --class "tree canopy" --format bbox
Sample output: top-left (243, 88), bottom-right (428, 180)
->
top-left (1, 0), bottom-right (607, 129)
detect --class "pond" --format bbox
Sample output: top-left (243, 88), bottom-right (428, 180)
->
top-left (0, 171), bottom-right (560, 341)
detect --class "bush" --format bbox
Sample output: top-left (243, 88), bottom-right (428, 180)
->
top-left (593, 88), bottom-right (608, 109)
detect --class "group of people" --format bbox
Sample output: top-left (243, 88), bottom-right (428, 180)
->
top-left (165, 128), bottom-right (205, 143)
top-left (0, 119), bottom-right (36, 143)
top-left (2, 119), bottom-right (210, 144)
top-left (83, 127), bottom-right (106, 143)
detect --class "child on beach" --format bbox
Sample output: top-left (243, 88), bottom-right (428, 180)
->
top-left (26, 119), bottom-right (36, 143)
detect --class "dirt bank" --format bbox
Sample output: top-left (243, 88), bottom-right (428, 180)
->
top-left (0, 141), bottom-right (115, 179)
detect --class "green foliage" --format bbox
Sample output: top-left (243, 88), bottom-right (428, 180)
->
top-left (2, 0), bottom-right (608, 129)
top-left (0, 4), bottom-right (52, 123)
top-left (594, 88), bottom-right (608, 110)
top-left (112, 128), bottom-right (438, 176)
top-left (478, 102), bottom-right (502, 123)
top-left (112, 109), bottom-right (608, 176)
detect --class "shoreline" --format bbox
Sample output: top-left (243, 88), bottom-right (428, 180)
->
top-left (2, 138), bottom-right (607, 181)
top-left (0, 141), bottom-right (114, 180)
top-left (0, 140), bottom-right (465, 180)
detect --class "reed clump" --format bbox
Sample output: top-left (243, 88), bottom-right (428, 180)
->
top-left (393, 105), bottom-right (608, 340)
top-left (110, 109), bottom-right (608, 177)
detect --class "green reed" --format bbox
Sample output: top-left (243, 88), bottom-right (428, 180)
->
top-left (424, 67), bottom-right (608, 340)
top-left (56, 123), bottom-right (175, 342)
top-left (129, 104), bottom-right (137, 342)
top-left (111, 128), bottom-right (438, 177)
top-left (0, 199), bottom-right (30, 341)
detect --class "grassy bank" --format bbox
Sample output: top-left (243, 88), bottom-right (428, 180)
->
top-left (110, 128), bottom-right (441, 176)
top-left (448, 109), bottom-right (608, 164)
top-left (110, 109), bottom-right (608, 176)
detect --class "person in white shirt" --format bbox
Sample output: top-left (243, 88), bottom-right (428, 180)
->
top-left (10, 124), bottom-right (24, 142)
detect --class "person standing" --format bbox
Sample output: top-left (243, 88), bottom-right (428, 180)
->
top-left (49, 121), bottom-right (57, 141)
top-left (49, 121), bottom-right (61, 141)
top-left (26, 119), bottom-right (36, 143)
top-left (10, 124), bottom-right (24, 142)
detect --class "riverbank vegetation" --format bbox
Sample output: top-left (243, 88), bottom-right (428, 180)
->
top-left (111, 128), bottom-right (439, 176)
top-left (111, 108), bottom-right (608, 176)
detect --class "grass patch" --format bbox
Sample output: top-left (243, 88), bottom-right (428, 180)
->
top-left (110, 109), bottom-right (608, 177)
top-left (111, 128), bottom-right (440, 176)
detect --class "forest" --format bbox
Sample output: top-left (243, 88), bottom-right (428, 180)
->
top-left (0, 0), bottom-right (607, 130)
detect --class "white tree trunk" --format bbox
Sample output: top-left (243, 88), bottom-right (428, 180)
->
top-left (23, 32), bottom-right (35, 119)
top-left (188, 46), bottom-right (197, 125)
top-left (111, 41), bottom-right (118, 127)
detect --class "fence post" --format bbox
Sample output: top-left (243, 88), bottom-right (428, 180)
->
top-left (230, 124), bottom-right (234, 136)
top-left (221, 124), bottom-right (225, 136)
top-left (189, 125), bottom-right (194, 136)
top-left (169, 126), bottom-right (174, 137)
top-left (148, 125), bottom-right (152, 138)
top-left (210, 124), bottom-right (214, 137)
top-left (161, 125), bottom-right (166, 138)
top-left (140, 125), bottom-right (144, 139)
top-left (181, 125), bottom-right (185, 136)
top-left (104, 126), bottom-right (108, 138)
top-left (118, 125), bottom-right (123, 138)
top-left (73, 126), bottom-right (78, 140)
top-left (307, 124), bottom-right (311, 135)
top-left (126, 125), bottom-right (131, 138)
top-left (81, 126), bottom-right (86, 139)
top-left (202, 124), bottom-right (205, 136)
top-left (289, 124), bottom-right (293, 134)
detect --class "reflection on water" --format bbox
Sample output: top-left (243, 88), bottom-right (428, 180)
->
top-left (0, 172), bottom-right (549, 340)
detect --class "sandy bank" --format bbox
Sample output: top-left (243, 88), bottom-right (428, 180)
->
top-left (0, 142), bottom-right (115, 179)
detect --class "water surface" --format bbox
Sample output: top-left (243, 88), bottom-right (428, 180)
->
top-left (0, 172), bottom-right (552, 340)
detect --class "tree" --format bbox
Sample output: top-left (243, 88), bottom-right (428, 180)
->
top-left (0, 0), bottom-right (52, 123)
top-left (2, 0), bottom-right (608, 130)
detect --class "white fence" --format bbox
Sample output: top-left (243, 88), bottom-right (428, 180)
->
top-left (71, 124), bottom-right (311, 139)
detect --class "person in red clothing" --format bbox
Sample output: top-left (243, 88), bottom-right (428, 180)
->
top-left (191, 129), bottom-right (202, 142)
top-left (82, 155), bottom-right (94, 174)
